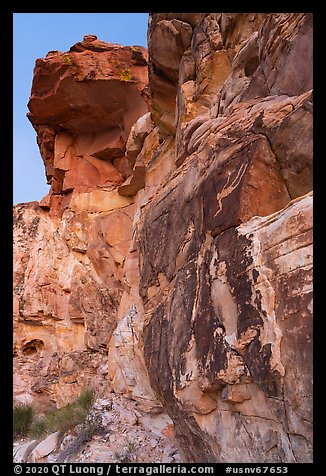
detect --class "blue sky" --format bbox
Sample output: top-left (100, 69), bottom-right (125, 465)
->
top-left (13, 13), bottom-right (149, 205)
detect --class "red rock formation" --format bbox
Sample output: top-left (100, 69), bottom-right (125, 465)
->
top-left (14, 35), bottom-right (151, 407)
top-left (14, 15), bottom-right (312, 463)
top-left (28, 35), bottom-right (149, 216)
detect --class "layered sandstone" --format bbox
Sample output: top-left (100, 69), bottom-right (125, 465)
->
top-left (14, 14), bottom-right (313, 463)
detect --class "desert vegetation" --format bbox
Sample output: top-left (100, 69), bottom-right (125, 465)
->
top-left (13, 388), bottom-right (94, 441)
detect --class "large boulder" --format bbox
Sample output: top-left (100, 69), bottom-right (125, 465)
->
top-left (27, 35), bottom-right (149, 216)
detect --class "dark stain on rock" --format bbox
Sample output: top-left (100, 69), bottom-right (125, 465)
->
top-left (193, 255), bottom-right (229, 388)
top-left (253, 268), bottom-right (259, 283)
top-left (254, 288), bottom-right (268, 317)
top-left (201, 167), bottom-right (244, 238)
top-left (144, 303), bottom-right (174, 400)
top-left (168, 260), bottom-right (197, 390)
top-left (244, 338), bottom-right (282, 398)
top-left (144, 293), bottom-right (220, 462)
top-left (194, 258), bottom-right (215, 362)
top-left (214, 228), bottom-right (283, 398)
top-left (139, 190), bottom-right (186, 288)
top-left (204, 335), bottom-right (230, 390)
top-left (272, 267), bottom-right (312, 319)
top-left (215, 228), bottom-right (263, 337)
top-left (131, 48), bottom-right (148, 66)
top-left (139, 185), bottom-right (203, 291)
top-left (171, 407), bottom-right (220, 463)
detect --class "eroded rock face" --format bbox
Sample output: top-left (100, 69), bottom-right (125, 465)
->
top-left (142, 193), bottom-right (312, 462)
top-left (13, 199), bottom-right (128, 406)
top-left (219, 14), bottom-right (313, 114)
top-left (138, 12), bottom-right (312, 462)
top-left (14, 15), bottom-right (312, 463)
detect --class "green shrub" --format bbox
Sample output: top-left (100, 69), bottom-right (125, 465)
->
top-left (13, 388), bottom-right (95, 440)
top-left (13, 404), bottom-right (33, 439)
top-left (43, 388), bottom-right (95, 434)
top-left (29, 419), bottom-right (48, 439)
top-left (46, 404), bottom-right (82, 433)
top-left (76, 388), bottom-right (94, 411)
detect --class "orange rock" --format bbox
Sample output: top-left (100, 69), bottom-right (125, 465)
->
top-left (27, 38), bottom-right (149, 214)
top-left (161, 423), bottom-right (175, 438)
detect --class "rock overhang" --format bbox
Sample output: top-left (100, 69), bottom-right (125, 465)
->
top-left (27, 36), bottom-right (149, 136)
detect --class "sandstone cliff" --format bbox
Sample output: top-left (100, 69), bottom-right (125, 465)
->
top-left (13, 14), bottom-right (313, 463)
